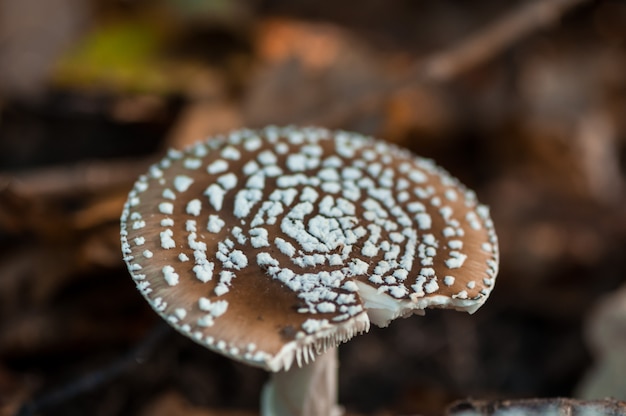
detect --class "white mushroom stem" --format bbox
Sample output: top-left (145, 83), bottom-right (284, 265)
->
top-left (261, 346), bottom-right (342, 416)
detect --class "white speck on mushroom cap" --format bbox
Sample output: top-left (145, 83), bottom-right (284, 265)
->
top-left (120, 126), bottom-right (499, 372)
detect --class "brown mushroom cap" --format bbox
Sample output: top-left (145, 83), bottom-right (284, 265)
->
top-left (120, 126), bottom-right (498, 372)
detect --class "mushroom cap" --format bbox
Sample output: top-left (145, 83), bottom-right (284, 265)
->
top-left (120, 126), bottom-right (498, 372)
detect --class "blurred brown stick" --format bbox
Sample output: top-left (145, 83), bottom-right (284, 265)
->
top-left (317, 0), bottom-right (589, 128)
top-left (419, 0), bottom-right (589, 82)
top-left (0, 158), bottom-right (153, 198)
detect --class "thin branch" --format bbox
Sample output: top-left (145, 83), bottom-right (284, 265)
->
top-left (16, 323), bottom-right (171, 416)
top-left (317, 0), bottom-right (589, 128)
top-left (0, 157), bottom-right (154, 198)
top-left (419, 0), bottom-right (590, 82)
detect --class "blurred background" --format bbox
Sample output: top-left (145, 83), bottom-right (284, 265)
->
top-left (0, 0), bottom-right (625, 415)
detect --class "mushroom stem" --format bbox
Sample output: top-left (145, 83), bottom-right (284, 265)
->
top-left (261, 346), bottom-right (342, 416)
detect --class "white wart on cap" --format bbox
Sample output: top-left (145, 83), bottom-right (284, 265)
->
top-left (120, 126), bottom-right (499, 372)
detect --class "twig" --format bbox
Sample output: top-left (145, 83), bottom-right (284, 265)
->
top-left (317, 0), bottom-right (589, 128)
top-left (0, 157), bottom-right (154, 198)
top-left (15, 323), bottom-right (171, 416)
top-left (419, 0), bottom-right (590, 82)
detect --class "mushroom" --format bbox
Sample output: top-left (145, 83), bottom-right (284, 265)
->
top-left (120, 126), bottom-right (499, 416)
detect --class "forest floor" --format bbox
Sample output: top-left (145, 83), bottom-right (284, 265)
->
top-left (1, 0), bottom-right (625, 415)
